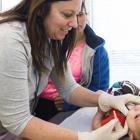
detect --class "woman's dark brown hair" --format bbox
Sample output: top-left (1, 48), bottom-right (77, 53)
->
top-left (81, 0), bottom-right (87, 14)
top-left (0, 0), bottom-right (78, 80)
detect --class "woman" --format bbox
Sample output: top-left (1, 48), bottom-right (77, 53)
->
top-left (35, 0), bottom-right (110, 121)
top-left (0, 0), bottom-right (139, 140)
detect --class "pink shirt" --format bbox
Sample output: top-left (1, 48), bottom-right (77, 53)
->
top-left (40, 42), bottom-right (86, 101)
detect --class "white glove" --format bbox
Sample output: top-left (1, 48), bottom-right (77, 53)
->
top-left (78, 119), bottom-right (128, 140)
top-left (98, 92), bottom-right (140, 116)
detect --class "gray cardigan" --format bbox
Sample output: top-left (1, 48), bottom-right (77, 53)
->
top-left (0, 21), bottom-right (79, 135)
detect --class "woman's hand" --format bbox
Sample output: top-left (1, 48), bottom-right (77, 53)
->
top-left (98, 92), bottom-right (140, 116)
top-left (78, 119), bottom-right (128, 140)
top-left (53, 95), bottom-right (64, 111)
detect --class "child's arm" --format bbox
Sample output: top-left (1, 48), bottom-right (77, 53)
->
top-left (92, 107), bottom-right (104, 130)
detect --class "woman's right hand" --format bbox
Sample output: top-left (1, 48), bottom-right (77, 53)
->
top-left (99, 92), bottom-right (140, 116)
top-left (78, 119), bottom-right (128, 140)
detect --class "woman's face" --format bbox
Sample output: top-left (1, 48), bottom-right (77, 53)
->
top-left (126, 105), bottom-right (140, 139)
top-left (78, 8), bottom-right (87, 34)
top-left (43, 0), bottom-right (82, 40)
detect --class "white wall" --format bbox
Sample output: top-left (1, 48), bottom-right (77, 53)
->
top-left (2, 0), bottom-right (90, 16)
top-left (2, 0), bottom-right (21, 12)
top-left (0, 0), bottom-right (2, 12)
top-left (85, 0), bottom-right (90, 24)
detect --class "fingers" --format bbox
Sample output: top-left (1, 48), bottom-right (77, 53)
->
top-left (120, 106), bottom-right (128, 116)
top-left (125, 94), bottom-right (140, 105)
top-left (54, 96), bottom-right (63, 102)
top-left (53, 94), bottom-right (60, 99)
top-left (130, 95), bottom-right (140, 105)
top-left (54, 99), bottom-right (63, 105)
top-left (123, 121), bottom-right (128, 133)
top-left (121, 94), bottom-right (140, 115)
top-left (102, 118), bottom-right (119, 132)
top-left (54, 96), bottom-right (63, 104)
top-left (103, 119), bottom-right (127, 139)
top-left (115, 94), bottom-right (140, 116)
top-left (55, 101), bottom-right (63, 107)
top-left (57, 108), bottom-right (63, 111)
top-left (54, 97), bottom-right (64, 111)
top-left (55, 103), bottom-right (63, 111)
top-left (52, 95), bottom-right (64, 111)
top-left (114, 121), bottom-right (128, 139)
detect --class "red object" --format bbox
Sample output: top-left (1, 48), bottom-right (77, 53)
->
top-left (101, 109), bottom-right (126, 127)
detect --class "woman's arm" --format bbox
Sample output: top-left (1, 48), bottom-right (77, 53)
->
top-left (50, 61), bottom-right (102, 108)
top-left (20, 117), bottom-right (78, 140)
top-left (69, 86), bottom-right (102, 107)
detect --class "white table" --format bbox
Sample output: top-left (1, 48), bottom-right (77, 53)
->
top-left (59, 107), bottom-right (97, 132)
top-left (49, 107), bottom-right (129, 140)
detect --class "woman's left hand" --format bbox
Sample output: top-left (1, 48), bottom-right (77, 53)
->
top-left (78, 119), bottom-right (128, 140)
top-left (98, 92), bottom-right (140, 116)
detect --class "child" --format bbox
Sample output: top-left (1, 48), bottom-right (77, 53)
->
top-left (92, 80), bottom-right (140, 140)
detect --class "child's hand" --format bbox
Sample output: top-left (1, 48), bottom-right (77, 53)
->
top-left (53, 95), bottom-right (64, 111)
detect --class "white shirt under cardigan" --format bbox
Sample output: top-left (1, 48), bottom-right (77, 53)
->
top-left (0, 21), bottom-right (80, 135)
